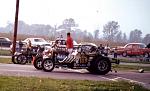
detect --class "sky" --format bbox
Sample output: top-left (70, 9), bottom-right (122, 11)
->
top-left (0, 0), bottom-right (150, 37)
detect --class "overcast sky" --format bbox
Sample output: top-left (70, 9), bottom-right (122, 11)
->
top-left (0, 0), bottom-right (150, 36)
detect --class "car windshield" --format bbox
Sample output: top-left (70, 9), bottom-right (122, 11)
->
top-left (34, 38), bottom-right (46, 42)
top-left (56, 40), bottom-right (66, 45)
top-left (43, 44), bottom-right (51, 46)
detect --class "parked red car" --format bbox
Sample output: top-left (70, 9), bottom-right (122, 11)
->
top-left (117, 43), bottom-right (150, 57)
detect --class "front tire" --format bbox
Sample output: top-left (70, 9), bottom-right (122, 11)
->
top-left (42, 58), bottom-right (55, 72)
top-left (33, 57), bottom-right (43, 70)
top-left (16, 54), bottom-right (27, 64)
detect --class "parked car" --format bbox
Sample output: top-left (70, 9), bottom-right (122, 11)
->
top-left (0, 37), bottom-right (11, 47)
top-left (23, 38), bottom-right (51, 47)
top-left (117, 43), bottom-right (150, 57)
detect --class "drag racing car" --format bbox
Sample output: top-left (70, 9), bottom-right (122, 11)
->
top-left (33, 42), bottom-right (119, 75)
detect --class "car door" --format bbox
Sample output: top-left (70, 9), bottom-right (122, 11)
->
top-left (132, 44), bottom-right (140, 55)
top-left (125, 44), bottom-right (133, 55)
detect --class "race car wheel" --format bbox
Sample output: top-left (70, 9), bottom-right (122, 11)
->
top-left (94, 57), bottom-right (111, 75)
top-left (33, 57), bottom-right (43, 70)
top-left (42, 58), bottom-right (55, 72)
top-left (16, 54), bottom-right (27, 64)
top-left (12, 55), bottom-right (19, 64)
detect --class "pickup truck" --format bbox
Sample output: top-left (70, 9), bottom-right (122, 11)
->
top-left (117, 43), bottom-right (150, 57)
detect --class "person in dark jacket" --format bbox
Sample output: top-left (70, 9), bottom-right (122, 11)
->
top-left (114, 47), bottom-right (118, 58)
top-left (98, 44), bottom-right (104, 54)
top-left (18, 40), bottom-right (23, 52)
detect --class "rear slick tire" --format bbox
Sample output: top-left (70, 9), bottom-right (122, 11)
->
top-left (94, 57), bottom-right (111, 75)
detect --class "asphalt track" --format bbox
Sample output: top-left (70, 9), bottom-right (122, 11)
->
top-left (0, 63), bottom-right (149, 89)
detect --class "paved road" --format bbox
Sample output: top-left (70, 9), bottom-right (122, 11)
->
top-left (0, 63), bottom-right (149, 89)
top-left (1, 55), bottom-right (150, 67)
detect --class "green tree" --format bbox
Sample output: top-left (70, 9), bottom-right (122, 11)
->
top-left (93, 29), bottom-right (100, 39)
top-left (103, 21), bottom-right (120, 41)
top-left (123, 33), bottom-right (128, 43)
top-left (58, 18), bottom-right (77, 31)
top-left (143, 34), bottom-right (150, 45)
top-left (129, 29), bottom-right (142, 42)
top-left (115, 31), bottom-right (122, 42)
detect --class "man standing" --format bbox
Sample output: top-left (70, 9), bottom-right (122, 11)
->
top-left (98, 44), bottom-right (104, 54)
top-left (66, 32), bottom-right (73, 54)
top-left (60, 32), bottom-right (73, 63)
top-left (18, 40), bottom-right (23, 52)
top-left (114, 47), bottom-right (118, 58)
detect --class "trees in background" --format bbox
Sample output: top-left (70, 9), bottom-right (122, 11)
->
top-left (115, 31), bottom-right (122, 43)
top-left (103, 21), bottom-right (120, 42)
top-left (129, 29), bottom-right (142, 43)
top-left (143, 34), bottom-right (150, 45)
top-left (93, 29), bottom-right (100, 39)
top-left (122, 33), bottom-right (128, 43)
top-left (1, 19), bottom-right (150, 46)
top-left (58, 18), bottom-right (78, 31)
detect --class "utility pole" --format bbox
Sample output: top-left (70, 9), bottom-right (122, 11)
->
top-left (12, 0), bottom-right (20, 63)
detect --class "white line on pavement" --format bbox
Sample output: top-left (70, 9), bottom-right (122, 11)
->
top-left (115, 76), bottom-right (145, 85)
top-left (66, 69), bottom-right (84, 73)
top-left (100, 76), bottom-right (145, 85)
top-left (101, 76), bottom-right (117, 81)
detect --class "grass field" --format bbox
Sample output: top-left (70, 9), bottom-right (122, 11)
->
top-left (0, 58), bottom-right (12, 64)
top-left (0, 49), bottom-right (11, 56)
top-left (0, 76), bottom-right (149, 91)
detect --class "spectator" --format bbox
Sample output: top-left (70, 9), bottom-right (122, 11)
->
top-left (16, 42), bottom-right (20, 52)
top-left (104, 44), bottom-right (109, 56)
top-left (26, 39), bottom-right (32, 54)
top-left (18, 40), bottom-right (23, 52)
top-left (114, 47), bottom-right (118, 58)
top-left (98, 44), bottom-right (104, 54)
top-left (66, 32), bottom-right (73, 54)
top-left (10, 42), bottom-right (19, 53)
top-left (26, 39), bottom-right (32, 49)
